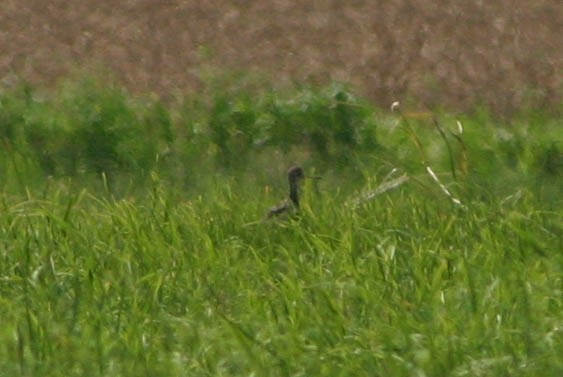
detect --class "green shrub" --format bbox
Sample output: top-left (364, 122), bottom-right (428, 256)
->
top-left (262, 84), bottom-right (377, 164)
top-left (0, 76), bottom-right (560, 204)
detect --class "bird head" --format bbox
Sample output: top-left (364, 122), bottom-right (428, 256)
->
top-left (288, 166), bottom-right (305, 183)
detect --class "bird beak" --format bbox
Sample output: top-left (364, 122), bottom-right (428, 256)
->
top-left (306, 175), bottom-right (321, 180)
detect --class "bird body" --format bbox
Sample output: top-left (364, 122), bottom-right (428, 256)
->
top-left (266, 198), bottom-right (295, 218)
top-left (266, 166), bottom-right (306, 218)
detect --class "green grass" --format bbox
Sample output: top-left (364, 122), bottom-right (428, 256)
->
top-left (0, 77), bottom-right (561, 376)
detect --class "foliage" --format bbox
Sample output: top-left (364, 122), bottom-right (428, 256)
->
top-left (0, 77), bottom-right (561, 376)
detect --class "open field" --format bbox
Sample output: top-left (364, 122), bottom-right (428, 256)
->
top-left (0, 79), bottom-right (561, 376)
top-left (1, 0), bottom-right (561, 113)
top-left (1, 2), bottom-right (561, 375)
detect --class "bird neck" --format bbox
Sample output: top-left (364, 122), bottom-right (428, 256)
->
top-left (289, 183), bottom-right (300, 207)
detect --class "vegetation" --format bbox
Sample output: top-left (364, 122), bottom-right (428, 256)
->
top-left (0, 77), bottom-right (561, 376)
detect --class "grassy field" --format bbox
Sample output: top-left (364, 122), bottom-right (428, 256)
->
top-left (0, 78), bottom-right (561, 376)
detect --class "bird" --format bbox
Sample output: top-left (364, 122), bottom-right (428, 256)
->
top-left (266, 166), bottom-right (307, 218)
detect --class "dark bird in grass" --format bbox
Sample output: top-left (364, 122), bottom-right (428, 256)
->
top-left (266, 166), bottom-right (310, 218)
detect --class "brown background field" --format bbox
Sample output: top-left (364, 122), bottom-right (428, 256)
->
top-left (1, 0), bottom-right (561, 113)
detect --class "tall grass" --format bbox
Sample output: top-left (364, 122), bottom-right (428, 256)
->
top-left (0, 77), bottom-right (561, 376)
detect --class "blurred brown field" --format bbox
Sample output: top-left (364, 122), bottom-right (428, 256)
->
top-left (1, 0), bottom-right (561, 113)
